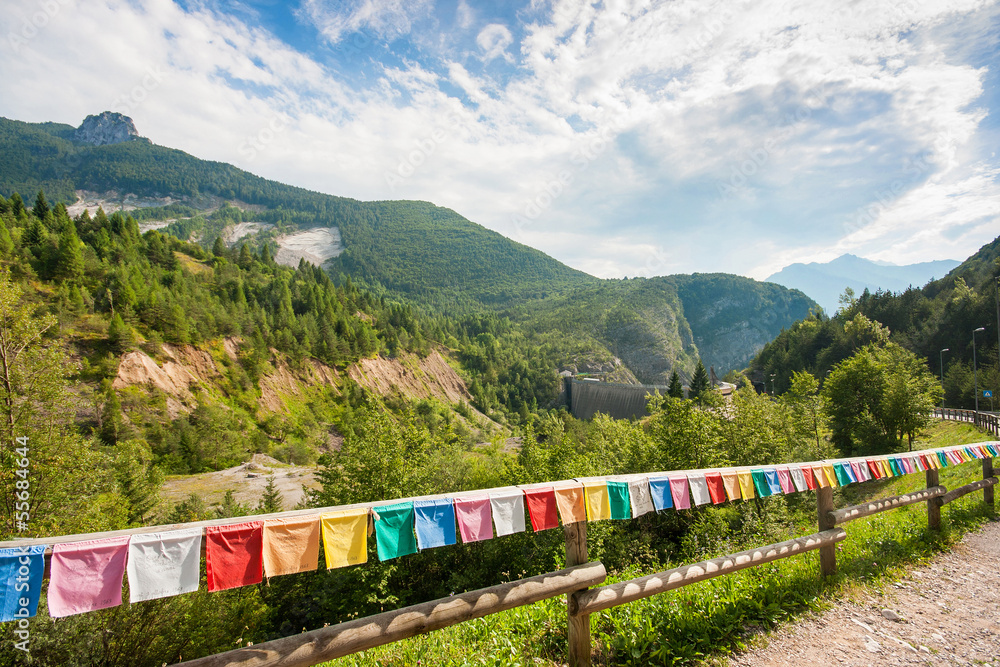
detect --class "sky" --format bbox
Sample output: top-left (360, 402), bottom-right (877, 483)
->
top-left (1, 0), bottom-right (999, 280)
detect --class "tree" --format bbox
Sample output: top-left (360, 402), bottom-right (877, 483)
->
top-left (689, 359), bottom-right (710, 399)
top-left (107, 312), bottom-right (136, 354)
top-left (667, 370), bottom-right (683, 398)
top-left (32, 190), bottom-right (50, 221)
top-left (115, 440), bottom-right (163, 525)
top-left (782, 370), bottom-right (830, 459)
top-left (822, 342), bottom-right (941, 454)
top-left (212, 235), bottom-right (226, 258)
top-left (257, 475), bottom-right (283, 514)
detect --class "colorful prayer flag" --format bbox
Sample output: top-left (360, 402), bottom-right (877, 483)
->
top-left (127, 527), bottom-right (202, 602)
top-left (490, 491), bottom-right (526, 536)
top-left (705, 472), bottom-right (727, 504)
top-left (721, 471), bottom-right (742, 500)
top-left (607, 481), bottom-right (631, 519)
top-left (628, 479), bottom-right (655, 518)
top-left (455, 496), bottom-right (493, 542)
top-left (763, 469), bottom-right (782, 495)
top-left (687, 473), bottom-right (711, 506)
top-left (776, 468), bottom-right (795, 494)
top-left (669, 476), bottom-right (691, 510)
top-left (48, 536), bottom-right (129, 617)
top-left (206, 522), bottom-right (264, 592)
top-left (523, 487), bottom-right (559, 531)
top-left (554, 485), bottom-right (587, 524)
top-left (413, 499), bottom-right (457, 549)
top-left (789, 466), bottom-right (809, 492)
top-left (822, 463), bottom-right (839, 487)
top-left (373, 502), bottom-right (418, 560)
top-left (0, 545), bottom-right (44, 622)
top-left (751, 469), bottom-right (772, 497)
top-left (262, 517), bottom-right (320, 578)
top-left (738, 470), bottom-right (756, 499)
top-left (584, 483), bottom-right (612, 521)
top-left (867, 459), bottom-right (883, 479)
top-left (321, 509), bottom-right (369, 568)
top-left (833, 463), bottom-right (851, 486)
top-left (648, 477), bottom-right (673, 511)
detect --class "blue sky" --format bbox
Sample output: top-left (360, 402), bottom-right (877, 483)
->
top-left (2, 0), bottom-right (999, 280)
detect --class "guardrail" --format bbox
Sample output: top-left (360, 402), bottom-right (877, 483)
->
top-left (935, 408), bottom-right (1000, 437)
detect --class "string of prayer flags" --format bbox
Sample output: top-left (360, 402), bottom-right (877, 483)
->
top-left (584, 483), bottom-right (612, 521)
top-left (776, 468), bottom-right (795, 494)
top-left (763, 469), bottom-right (782, 495)
top-left (206, 522), bottom-right (264, 592)
top-left (455, 496), bottom-right (493, 542)
top-left (721, 471), bottom-right (741, 501)
top-left (523, 487), bottom-right (559, 531)
top-left (704, 472), bottom-right (726, 504)
top-left (751, 469), bottom-right (771, 497)
top-left (554, 485), bottom-right (587, 524)
top-left (669, 476), bottom-right (691, 509)
top-left (263, 517), bottom-right (320, 578)
top-left (321, 509), bottom-right (369, 568)
top-left (0, 545), bottom-right (44, 622)
top-left (628, 479), bottom-right (655, 518)
top-left (737, 470), bottom-right (755, 500)
top-left (48, 536), bottom-right (129, 617)
top-left (607, 481), bottom-right (631, 519)
top-left (489, 491), bottom-right (526, 536)
top-left (789, 466), bottom-right (809, 492)
top-left (687, 473), bottom-right (711, 506)
top-left (414, 499), bottom-right (457, 549)
top-left (127, 528), bottom-right (202, 603)
top-left (648, 477), bottom-right (673, 511)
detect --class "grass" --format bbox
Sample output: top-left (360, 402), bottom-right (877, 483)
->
top-left (318, 422), bottom-right (996, 666)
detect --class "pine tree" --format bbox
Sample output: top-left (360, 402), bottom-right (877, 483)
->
top-left (238, 243), bottom-right (253, 269)
top-left (667, 371), bottom-right (684, 398)
top-left (56, 222), bottom-right (85, 281)
top-left (108, 312), bottom-right (135, 354)
top-left (32, 190), bottom-right (50, 220)
top-left (690, 359), bottom-right (710, 399)
top-left (0, 217), bottom-right (12, 256)
top-left (257, 475), bottom-right (283, 514)
top-left (212, 235), bottom-right (226, 258)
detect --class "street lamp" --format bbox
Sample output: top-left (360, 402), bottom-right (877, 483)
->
top-left (939, 348), bottom-right (949, 409)
top-left (770, 374), bottom-right (776, 396)
top-left (973, 327), bottom-right (985, 413)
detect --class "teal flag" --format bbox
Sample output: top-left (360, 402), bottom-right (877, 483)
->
top-left (833, 463), bottom-right (851, 486)
top-left (751, 470), bottom-right (771, 498)
top-left (937, 451), bottom-right (949, 467)
top-left (374, 502), bottom-right (417, 561)
top-left (607, 481), bottom-right (631, 520)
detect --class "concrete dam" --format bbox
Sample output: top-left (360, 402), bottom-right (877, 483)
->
top-left (565, 378), bottom-right (669, 420)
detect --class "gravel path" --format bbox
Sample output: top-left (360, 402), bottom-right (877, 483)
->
top-left (729, 519), bottom-right (1000, 667)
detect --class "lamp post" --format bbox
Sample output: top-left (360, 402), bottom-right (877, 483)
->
top-left (770, 373), bottom-right (776, 396)
top-left (939, 348), bottom-right (949, 409)
top-left (974, 327), bottom-right (985, 413)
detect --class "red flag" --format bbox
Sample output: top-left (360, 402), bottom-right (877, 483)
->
top-left (801, 465), bottom-right (817, 490)
top-left (206, 522), bottom-right (264, 592)
top-left (705, 472), bottom-right (726, 504)
top-left (523, 487), bottom-right (559, 531)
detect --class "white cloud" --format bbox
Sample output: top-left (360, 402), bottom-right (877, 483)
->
top-left (476, 24), bottom-right (514, 62)
top-left (297, 0), bottom-right (433, 44)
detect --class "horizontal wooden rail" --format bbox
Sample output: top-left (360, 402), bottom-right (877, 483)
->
top-left (174, 561), bottom-right (607, 667)
top-left (828, 486), bottom-right (947, 525)
top-left (568, 529), bottom-right (846, 617)
top-left (939, 477), bottom-right (998, 505)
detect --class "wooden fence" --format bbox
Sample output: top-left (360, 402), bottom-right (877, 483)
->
top-left (4, 420), bottom-right (998, 666)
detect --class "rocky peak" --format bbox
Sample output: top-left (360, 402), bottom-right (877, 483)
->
top-left (73, 111), bottom-right (141, 146)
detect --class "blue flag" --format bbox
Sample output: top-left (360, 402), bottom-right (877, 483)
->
top-left (1, 545), bottom-right (45, 623)
top-left (413, 499), bottom-right (457, 550)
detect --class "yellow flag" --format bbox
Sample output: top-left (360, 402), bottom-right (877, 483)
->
top-left (321, 509), bottom-right (368, 569)
top-left (737, 470), bottom-right (755, 500)
top-left (584, 483), bottom-right (611, 521)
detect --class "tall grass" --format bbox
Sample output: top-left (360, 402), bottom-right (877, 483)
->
top-left (323, 422), bottom-right (996, 666)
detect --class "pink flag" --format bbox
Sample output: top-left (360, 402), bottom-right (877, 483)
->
top-left (454, 496), bottom-right (493, 543)
top-left (776, 467), bottom-right (795, 494)
top-left (48, 536), bottom-right (129, 617)
top-left (668, 476), bottom-right (691, 510)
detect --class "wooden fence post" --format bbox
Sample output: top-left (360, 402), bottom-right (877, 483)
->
top-left (984, 457), bottom-right (995, 510)
top-left (816, 486), bottom-right (836, 576)
top-left (926, 469), bottom-right (941, 531)
top-left (565, 521), bottom-right (591, 667)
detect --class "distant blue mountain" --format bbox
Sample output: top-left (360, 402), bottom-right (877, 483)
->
top-left (765, 254), bottom-right (960, 315)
